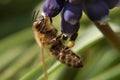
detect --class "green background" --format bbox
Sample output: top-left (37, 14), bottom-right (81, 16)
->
top-left (0, 0), bottom-right (120, 80)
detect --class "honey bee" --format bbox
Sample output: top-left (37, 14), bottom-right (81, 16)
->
top-left (32, 10), bottom-right (83, 68)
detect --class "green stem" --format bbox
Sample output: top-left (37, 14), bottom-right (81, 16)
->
top-left (94, 22), bottom-right (120, 51)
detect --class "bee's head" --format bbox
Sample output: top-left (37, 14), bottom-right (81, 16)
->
top-left (32, 10), bottom-right (52, 33)
top-left (32, 15), bottom-right (45, 32)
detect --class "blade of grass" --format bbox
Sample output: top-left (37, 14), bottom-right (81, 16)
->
top-left (89, 64), bottom-right (120, 80)
top-left (37, 62), bottom-right (61, 80)
top-left (20, 63), bottom-right (43, 80)
top-left (72, 23), bottom-right (120, 53)
top-left (20, 58), bottom-right (60, 80)
top-left (0, 44), bottom-right (39, 80)
top-left (0, 45), bottom-right (28, 72)
top-left (0, 28), bottom-right (33, 53)
top-left (75, 47), bottom-right (119, 80)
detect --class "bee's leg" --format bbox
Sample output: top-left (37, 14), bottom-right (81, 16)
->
top-left (61, 33), bottom-right (68, 41)
top-left (62, 46), bottom-right (69, 52)
top-left (34, 17), bottom-right (45, 33)
top-left (67, 32), bottom-right (78, 48)
top-left (50, 32), bottom-right (69, 43)
top-left (50, 17), bottom-right (53, 23)
top-left (45, 28), bottom-right (58, 44)
top-left (50, 40), bottom-right (63, 55)
top-left (49, 33), bottom-right (62, 43)
top-left (39, 23), bottom-right (47, 33)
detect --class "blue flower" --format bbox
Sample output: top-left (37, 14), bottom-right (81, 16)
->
top-left (82, 0), bottom-right (109, 22)
top-left (104, 0), bottom-right (120, 9)
top-left (42, 0), bottom-right (119, 35)
top-left (42, 0), bottom-right (65, 17)
top-left (61, 2), bottom-right (82, 34)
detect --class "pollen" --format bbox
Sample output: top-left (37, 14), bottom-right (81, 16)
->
top-left (67, 41), bottom-right (75, 48)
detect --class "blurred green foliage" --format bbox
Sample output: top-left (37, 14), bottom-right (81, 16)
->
top-left (0, 1), bottom-right (120, 80)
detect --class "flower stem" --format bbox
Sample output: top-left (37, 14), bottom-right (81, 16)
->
top-left (94, 22), bottom-right (120, 51)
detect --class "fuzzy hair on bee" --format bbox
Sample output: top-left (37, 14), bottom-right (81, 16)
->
top-left (50, 41), bottom-right (83, 68)
top-left (32, 11), bottom-right (57, 47)
top-left (32, 11), bottom-right (83, 68)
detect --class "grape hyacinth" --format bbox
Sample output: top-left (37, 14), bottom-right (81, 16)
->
top-left (61, 2), bottom-right (82, 34)
top-left (43, 0), bottom-right (65, 17)
top-left (42, 0), bottom-right (120, 35)
top-left (104, 0), bottom-right (120, 9)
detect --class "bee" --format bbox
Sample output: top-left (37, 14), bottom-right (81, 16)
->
top-left (32, 10), bottom-right (83, 68)
top-left (50, 41), bottom-right (83, 68)
top-left (32, 11), bottom-right (57, 47)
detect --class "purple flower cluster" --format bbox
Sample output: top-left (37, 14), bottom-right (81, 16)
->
top-left (42, 0), bottom-right (120, 35)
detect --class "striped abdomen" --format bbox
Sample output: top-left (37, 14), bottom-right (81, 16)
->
top-left (50, 41), bottom-right (83, 68)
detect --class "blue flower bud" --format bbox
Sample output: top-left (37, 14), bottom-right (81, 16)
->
top-left (61, 16), bottom-right (80, 35)
top-left (105, 0), bottom-right (120, 9)
top-left (62, 2), bottom-right (82, 25)
top-left (43, 0), bottom-right (65, 17)
top-left (68, 0), bottom-right (81, 5)
top-left (83, 0), bottom-right (109, 22)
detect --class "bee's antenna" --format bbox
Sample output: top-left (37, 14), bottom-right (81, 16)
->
top-left (32, 10), bottom-right (40, 22)
top-left (35, 10), bottom-right (40, 20)
top-left (32, 10), bottom-right (36, 22)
